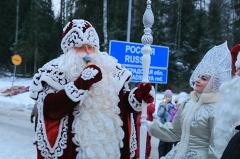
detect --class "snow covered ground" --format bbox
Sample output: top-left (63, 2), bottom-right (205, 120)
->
top-left (0, 106), bottom-right (36, 159)
top-left (0, 77), bottom-right (189, 159)
top-left (0, 77), bottom-right (36, 159)
top-left (0, 77), bottom-right (35, 111)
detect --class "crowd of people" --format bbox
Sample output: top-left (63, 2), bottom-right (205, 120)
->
top-left (29, 19), bottom-right (240, 159)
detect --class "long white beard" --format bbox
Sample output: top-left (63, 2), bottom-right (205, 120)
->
top-left (59, 49), bottom-right (86, 81)
top-left (90, 51), bottom-right (118, 75)
top-left (59, 49), bottom-right (117, 82)
top-left (62, 51), bottom-right (124, 159)
top-left (213, 76), bottom-right (240, 158)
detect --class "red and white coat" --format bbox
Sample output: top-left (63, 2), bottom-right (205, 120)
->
top-left (30, 53), bottom-right (142, 159)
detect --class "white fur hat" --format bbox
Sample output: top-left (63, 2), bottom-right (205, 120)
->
top-left (61, 19), bottom-right (99, 53)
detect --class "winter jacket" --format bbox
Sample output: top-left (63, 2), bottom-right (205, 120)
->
top-left (157, 101), bottom-right (177, 123)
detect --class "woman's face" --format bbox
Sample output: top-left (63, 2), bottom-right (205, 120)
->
top-left (194, 74), bottom-right (211, 93)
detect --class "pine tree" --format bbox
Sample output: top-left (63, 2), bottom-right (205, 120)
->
top-left (0, 0), bottom-right (16, 70)
top-left (74, 0), bottom-right (104, 48)
top-left (232, 0), bottom-right (240, 44)
top-left (1, 0), bottom-right (236, 90)
top-left (131, 0), bottom-right (146, 43)
top-left (103, 0), bottom-right (108, 51)
top-left (108, 0), bottom-right (128, 43)
top-left (208, 0), bottom-right (224, 44)
top-left (16, 0), bottom-right (61, 75)
top-left (168, 0), bottom-right (197, 91)
top-left (221, 0), bottom-right (233, 45)
top-left (65, 0), bottom-right (76, 25)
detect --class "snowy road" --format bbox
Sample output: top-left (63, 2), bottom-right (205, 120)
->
top-left (0, 105), bottom-right (160, 159)
top-left (0, 106), bottom-right (36, 159)
top-left (0, 77), bottom-right (187, 159)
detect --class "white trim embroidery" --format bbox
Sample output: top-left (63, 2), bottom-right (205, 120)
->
top-left (29, 56), bottom-right (68, 100)
top-left (30, 54), bottom-right (134, 159)
top-left (128, 87), bottom-right (142, 111)
top-left (65, 82), bottom-right (87, 102)
top-left (130, 113), bottom-right (137, 158)
top-left (30, 56), bottom-right (70, 159)
top-left (81, 67), bottom-right (99, 80)
top-left (36, 89), bottom-right (68, 159)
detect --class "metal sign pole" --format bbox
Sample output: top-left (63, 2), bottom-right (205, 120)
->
top-left (11, 65), bottom-right (17, 88)
top-left (11, 65), bottom-right (17, 96)
top-left (127, 0), bottom-right (133, 42)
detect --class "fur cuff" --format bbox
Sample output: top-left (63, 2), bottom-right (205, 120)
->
top-left (128, 87), bottom-right (142, 111)
top-left (65, 82), bottom-right (87, 102)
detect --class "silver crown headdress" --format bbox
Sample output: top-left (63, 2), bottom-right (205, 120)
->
top-left (190, 41), bottom-right (232, 92)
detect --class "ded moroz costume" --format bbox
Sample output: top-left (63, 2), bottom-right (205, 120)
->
top-left (30, 19), bottom-right (154, 159)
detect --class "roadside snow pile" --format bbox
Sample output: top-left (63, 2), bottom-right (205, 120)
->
top-left (0, 86), bottom-right (29, 96)
top-left (0, 77), bottom-right (34, 111)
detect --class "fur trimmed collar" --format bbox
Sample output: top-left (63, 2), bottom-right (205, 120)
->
top-left (174, 91), bottom-right (219, 158)
top-left (190, 91), bottom-right (219, 104)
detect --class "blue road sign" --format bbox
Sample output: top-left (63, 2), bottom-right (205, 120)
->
top-left (109, 40), bottom-right (169, 84)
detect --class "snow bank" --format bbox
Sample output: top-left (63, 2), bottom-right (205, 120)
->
top-left (0, 77), bottom-right (34, 111)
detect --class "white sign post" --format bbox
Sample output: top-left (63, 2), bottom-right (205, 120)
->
top-left (139, 0), bottom-right (154, 159)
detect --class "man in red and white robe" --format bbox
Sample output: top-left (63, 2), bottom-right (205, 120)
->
top-left (30, 19), bottom-right (154, 159)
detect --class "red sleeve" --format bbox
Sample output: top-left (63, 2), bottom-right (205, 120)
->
top-left (118, 89), bottom-right (135, 113)
top-left (43, 90), bottom-right (79, 120)
top-left (147, 103), bottom-right (155, 121)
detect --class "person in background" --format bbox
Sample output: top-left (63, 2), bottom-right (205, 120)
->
top-left (157, 89), bottom-right (178, 158)
top-left (170, 96), bottom-right (179, 121)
